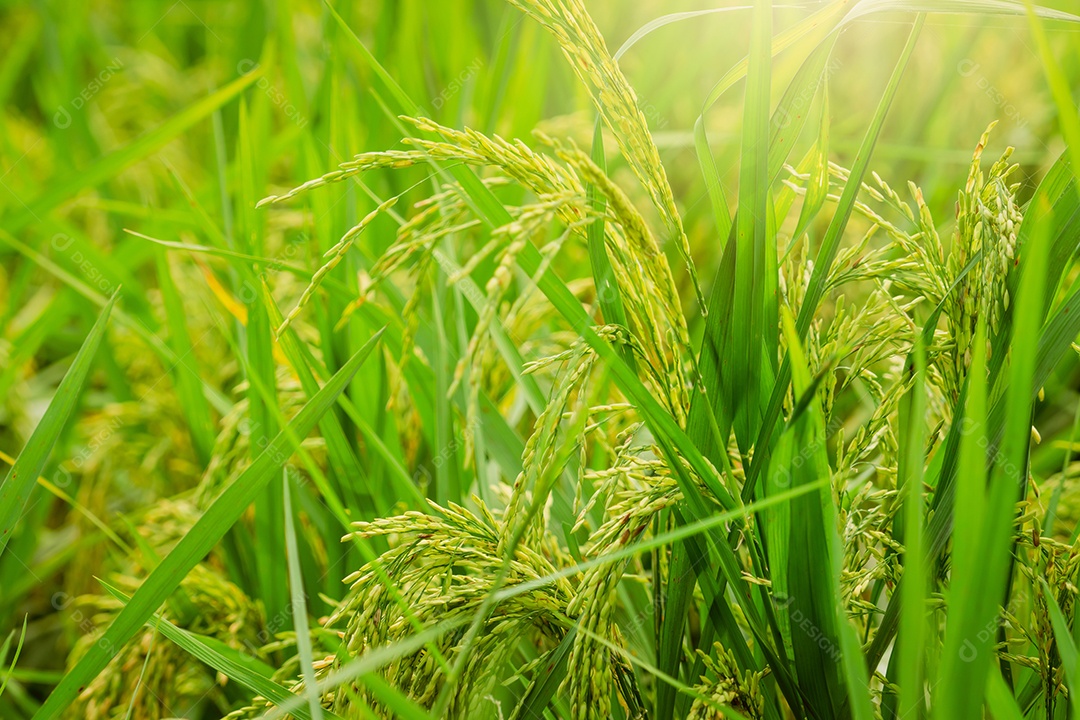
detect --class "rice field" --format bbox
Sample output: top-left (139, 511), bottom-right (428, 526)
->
top-left (3, 0), bottom-right (1080, 718)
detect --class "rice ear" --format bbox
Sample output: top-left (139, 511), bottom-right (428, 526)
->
top-left (507, 0), bottom-right (706, 315)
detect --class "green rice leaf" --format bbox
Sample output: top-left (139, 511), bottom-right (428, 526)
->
top-left (729, 0), bottom-right (773, 451)
top-left (585, 120), bottom-right (630, 338)
top-left (283, 473), bottom-right (324, 720)
top-left (986, 668), bottom-right (1027, 720)
top-left (0, 289), bottom-right (118, 560)
top-left (155, 250), bottom-right (216, 465)
top-left (897, 341), bottom-right (928, 719)
top-left (778, 307), bottom-right (844, 718)
top-left (933, 318), bottom-right (989, 720)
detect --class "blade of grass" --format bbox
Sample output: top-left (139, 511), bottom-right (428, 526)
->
top-left (789, 80), bottom-right (831, 245)
top-left (934, 318), bottom-right (990, 720)
top-left (585, 119), bottom-right (630, 340)
top-left (0, 289), bottom-right (118, 560)
top-left (430, 277), bottom-right (458, 506)
top-left (698, 0), bottom-right (852, 116)
top-left (768, 32), bottom-right (839, 187)
top-left (729, 0), bottom-right (773, 451)
top-left (791, 8), bottom-right (923, 364)
top-left (779, 307), bottom-right (844, 718)
top-left (155, 249), bottom-right (216, 465)
top-left (283, 472), bottom-right (324, 720)
top-left (850, 0), bottom-right (1080, 23)
top-left (654, 532), bottom-right (696, 720)
top-left (0, 449), bottom-right (131, 554)
top-left (237, 97), bottom-right (289, 627)
top-left (261, 281), bottom-right (377, 515)
top-left (0, 617), bottom-right (27, 701)
top-left (986, 668), bottom-right (1027, 720)
top-left (615, 7), bottom-right (771, 251)
top-left (694, 116), bottom-right (733, 245)
top-left (897, 341), bottom-right (928, 720)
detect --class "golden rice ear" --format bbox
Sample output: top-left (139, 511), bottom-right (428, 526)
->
top-left (275, 196), bottom-right (400, 339)
top-left (942, 123), bottom-right (1024, 399)
top-left (687, 642), bottom-right (766, 719)
top-left (544, 134), bottom-right (691, 412)
top-left (329, 496), bottom-right (578, 718)
top-left (507, 0), bottom-right (705, 315)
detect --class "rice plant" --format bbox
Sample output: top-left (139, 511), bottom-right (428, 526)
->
top-left (3, 1), bottom-right (1080, 719)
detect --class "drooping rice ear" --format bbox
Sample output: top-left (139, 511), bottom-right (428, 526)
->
top-left (507, 0), bottom-right (705, 316)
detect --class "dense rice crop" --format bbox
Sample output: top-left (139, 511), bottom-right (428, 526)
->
top-left (4, 0), bottom-right (1080, 718)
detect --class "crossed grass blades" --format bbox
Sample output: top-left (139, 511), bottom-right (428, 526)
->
top-left (4, 0), bottom-right (1080, 719)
